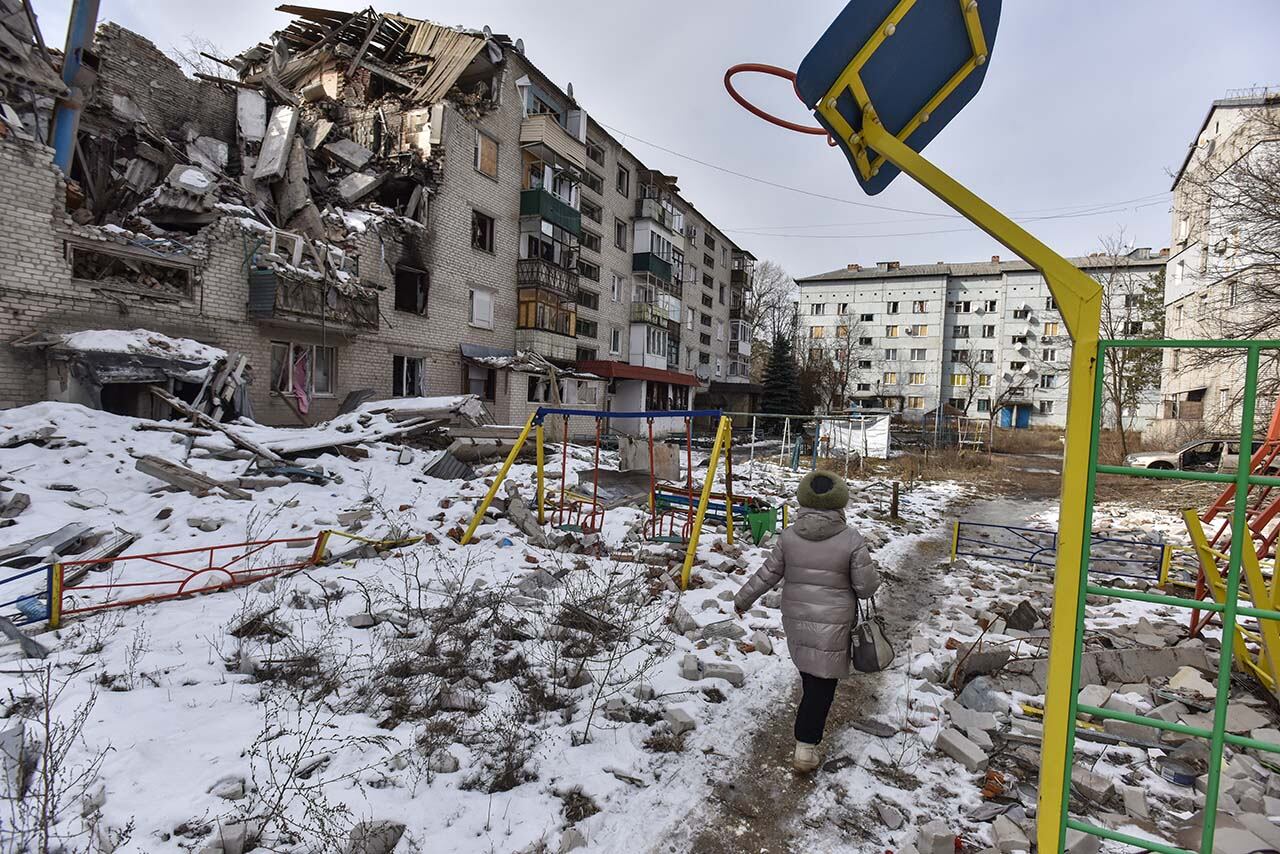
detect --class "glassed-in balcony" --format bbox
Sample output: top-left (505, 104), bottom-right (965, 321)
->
top-left (632, 252), bottom-right (672, 283)
top-left (520, 188), bottom-right (581, 237)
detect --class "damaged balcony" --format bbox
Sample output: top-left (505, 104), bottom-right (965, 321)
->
top-left (519, 113), bottom-right (586, 172)
top-left (247, 269), bottom-right (379, 333)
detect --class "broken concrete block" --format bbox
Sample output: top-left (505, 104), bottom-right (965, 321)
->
top-left (0, 492), bottom-right (29, 518)
top-left (671, 606), bottom-right (698, 635)
top-left (967, 727), bottom-right (993, 751)
top-left (875, 801), bottom-right (904, 830)
top-left (751, 630), bottom-right (774, 656)
top-left (346, 613), bottom-right (376, 629)
top-left (663, 707), bottom-right (696, 736)
top-left (559, 827), bottom-right (587, 853)
top-left (702, 663), bottom-right (745, 688)
top-left (633, 683), bottom-right (656, 701)
top-left (344, 820), bottom-right (405, 854)
top-left (1239, 813), bottom-right (1280, 850)
top-left (943, 699), bottom-right (998, 732)
top-left (1071, 766), bottom-right (1115, 802)
top-left (679, 655), bottom-right (703, 681)
top-left (991, 814), bottom-right (1029, 853)
top-left (954, 647), bottom-right (1011, 684)
top-left (957, 676), bottom-right (1007, 713)
top-left (254, 105), bottom-right (299, 181)
top-left (1168, 665), bottom-right (1216, 700)
top-left (701, 621), bottom-right (747, 641)
top-left (1076, 684), bottom-right (1113, 714)
top-left (1063, 829), bottom-right (1100, 854)
top-left (918, 819), bottom-right (956, 854)
top-left (236, 89), bottom-right (267, 142)
top-left (1121, 784), bottom-right (1150, 821)
top-left (324, 138), bottom-right (374, 171)
top-left (337, 170), bottom-right (390, 205)
top-left (1151, 700), bottom-right (1188, 722)
top-left (1005, 600), bottom-right (1040, 632)
top-left (936, 728), bottom-right (988, 772)
top-left (427, 750), bottom-right (459, 774)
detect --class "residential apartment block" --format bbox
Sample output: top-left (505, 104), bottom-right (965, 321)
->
top-left (1152, 88), bottom-right (1280, 442)
top-left (0, 8), bottom-right (755, 434)
top-left (796, 251), bottom-right (1168, 428)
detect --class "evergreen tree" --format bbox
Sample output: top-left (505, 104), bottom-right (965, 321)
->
top-left (761, 333), bottom-right (800, 430)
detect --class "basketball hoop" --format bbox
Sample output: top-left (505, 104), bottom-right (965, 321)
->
top-left (723, 63), bottom-right (834, 144)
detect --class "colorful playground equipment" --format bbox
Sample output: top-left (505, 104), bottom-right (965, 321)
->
top-left (460, 408), bottom-right (783, 588)
top-left (729, 1), bottom-right (1279, 851)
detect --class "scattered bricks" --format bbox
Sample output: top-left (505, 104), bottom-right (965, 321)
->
top-left (751, 630), bottom-right (774, 655)
top-left (633, 683), bottom-right (656, 701)
top-left (1064, 829), bottom-right (1100, 854)
top-left (701, 620), bottom-right (747, 641)
top-left (702, 663), bottom-right (745, 688)
top-left (1071, 766), bottom-right (1115, 802)
top-left (953, 647), bottom-right (1012, 684)
top-left (957, 676), bottom-right (1007, 713)
top-left (991, 814), bottom-right (1029, 853)
top-left (671, 606), bottom-right (698, 635)
top-left (1121, 784), bottom-right (1150, 821)
top-left (918, 819), bottom-right (956, 854)
top-left (967, 727), bottom-right (994, 751)
top-left (1151, 700), bottom-right (1188, 722)
top-left (1005, 600), bottom-right (1041, 632)
top-left (875, 801), bottom-right (904, 830)
top-left (663, 707), bottom-right (696, 736)
top-left (1076, 684), bottom-right (1113, 715)
top-left (679, 655), bottom-right (703, 681)
top-left (1102, 716), bottom-right (1154, 744)
top-left (936, 728), bottom-right (988, 772)
top-left (943, 699), bottom-right (998, 732)
top-left (1168, 665), bottom-right (1216, 700)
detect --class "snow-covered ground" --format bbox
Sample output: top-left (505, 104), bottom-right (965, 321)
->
top-left (0, 402), bottom-right (967, 854)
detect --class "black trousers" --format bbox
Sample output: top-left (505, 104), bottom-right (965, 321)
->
top-left (794, 671), bottom-right (839, 745)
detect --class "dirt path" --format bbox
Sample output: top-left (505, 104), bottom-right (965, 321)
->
top-left (673, 512), bottom-right (963, 854)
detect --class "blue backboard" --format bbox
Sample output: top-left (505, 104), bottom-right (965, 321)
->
top-left (795, 0), bottom-right (1003, 195)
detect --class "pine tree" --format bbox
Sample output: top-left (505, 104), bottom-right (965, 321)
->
top-left (761, 333), bottom-right (800, 429)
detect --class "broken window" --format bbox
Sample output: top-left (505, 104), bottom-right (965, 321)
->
top-left (270, 341), bottom-right (336, 403)
top-left (393, 355), bottom-right (424, 397)
top-left (616, 165), bottom-right (630, 197)
top-left (582, 170), bottom-right (604, 196)
top-left (69, 244), bottom-right (194, 300)
top-left (474, 130), bottom-right (499, 178)
top-left (471, 210), bottom-right (495, 252)
top-left (580, 230), bottom-right (601, 253)
top-left (586, 138), bottom-right (605, 166)
top-left (464, 364), bottom-right (496, 401)
top-left (394, 266), bottom-right (429, 315)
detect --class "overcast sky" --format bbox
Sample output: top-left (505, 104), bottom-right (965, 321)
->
top-left (32, 0), bottom-right (1279, 278)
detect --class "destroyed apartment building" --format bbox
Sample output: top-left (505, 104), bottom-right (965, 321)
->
top-left (0, 4), bottom-right (759, 430)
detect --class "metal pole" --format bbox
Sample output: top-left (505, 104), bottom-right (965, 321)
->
top-left (680, 416), bottom-right (730, 589)
top-left (48, 0), bottom-right (100, 173)
top-left (724, 419), bottom-right (735, 546)
top-left (647, 417), bottom-right (656, 535)
top-left (536, 423), bottom-right (546, 524)
top-left (748, 415), bottom-right (757, 487)
top-left (460, 412), bottom-right (538, 545)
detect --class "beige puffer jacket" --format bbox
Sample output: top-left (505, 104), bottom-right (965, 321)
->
top-left (733, 507), bottom-right (879, 679)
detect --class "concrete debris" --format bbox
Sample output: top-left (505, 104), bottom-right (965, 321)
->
top-left (701, 620), bottom-right (747, 641)
top-left (346, 613), bottom-right (377, 629)
top-left (663, 707), bottom-right (696, 736)
top-left (344, 820), bottom-right (406, 854)
top-left (918, 819), bottom-right (956, 854)
top-left (702, 662), bottom-right (746, 688)
top-left (1076, 684), bottom-right (1113, 714)
top-left (875, 801), bottom-right (904, 830)
top-left (558, 828), bottom-right (587, 853)
top-left (1071, 765), bottom-right (1115, 802)
top-left (953, 647), bottom-right (1011, 685)
top-left (1004, 600), bottom-right (1041, 632)
top-left (750, 630), bottom-right (774, 655)
top-left (427, 750), bottom-right (460, 774)
top-left (1168, 665), bottom-right (1217, 701)
top-left (936, 728), bottom-right (989, 772)
top-left (991, 814), bottom-right (1029, 853)
top-left (1063, 829), bottom-right (1100, 854)
top-left (208, 775), bottom-right (247, 801)
top-left (943, 699), bottom-right (998, 732)
top-left (1001, 645), bottom-right (1209, 694)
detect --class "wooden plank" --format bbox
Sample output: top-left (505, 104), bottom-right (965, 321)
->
top-left (147, 387), bottom-right (285, 463)
top-left (346, 11), bottom-right (383, 76)
top-left (135, 455), bottom-right (253, 501)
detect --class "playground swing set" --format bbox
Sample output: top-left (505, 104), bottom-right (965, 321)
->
top-left (459, 408), bottom-right (785, 588)
top-left (726, 0), bottom-right (1278, 850)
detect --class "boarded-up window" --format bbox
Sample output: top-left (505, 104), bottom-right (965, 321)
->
top-left (475, 130), bottom-right (498, 178)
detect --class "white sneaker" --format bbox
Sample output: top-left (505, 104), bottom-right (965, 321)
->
top-left (793, 740), bottom-right (821, 773)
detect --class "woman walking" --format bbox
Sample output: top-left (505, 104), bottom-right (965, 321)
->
top-left (734, 469), bottom-right (880, 772)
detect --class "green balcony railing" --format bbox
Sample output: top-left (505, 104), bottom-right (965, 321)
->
top-left (520, 188), bottom-right (581, 237)
top-left (632, 252), bottom-right (672, 282)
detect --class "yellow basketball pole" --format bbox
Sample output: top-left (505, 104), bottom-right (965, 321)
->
top-left (680, 416), bottom-right (732, 589)
top-left (853, 121), bottom-right (1103, 854)
top-left (460, 412), bottom-right (538, 546)
top-left (535, 423), bottom-right (546, 525)
top-left (724, 424), bottom-right (736, 547)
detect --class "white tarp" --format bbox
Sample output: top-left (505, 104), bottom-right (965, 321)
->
top-left (818, 415), bottom-right (892, 459)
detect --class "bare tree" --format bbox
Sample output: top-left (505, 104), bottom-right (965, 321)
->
top-left (746, 260), bottom-right (798, 349)
top-left (1096, 233), bottom-right (1166, 456)
top-left (947, 347), bottom-right (993, 416)
top-left (797, 311), bottom-right (871, 412)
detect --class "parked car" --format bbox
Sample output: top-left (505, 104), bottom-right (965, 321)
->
top-left (1124, 438), bottom-right (1271, 472)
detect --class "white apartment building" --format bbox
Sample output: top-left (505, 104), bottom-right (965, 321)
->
top-left (796, 251), bottom-right (1168, 429)
top-left (1152, 89), bottom-right (1280, 443)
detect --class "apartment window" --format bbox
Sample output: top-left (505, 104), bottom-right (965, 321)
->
top-left (907, 396), bottom-right (924, 409)
top-left (576, 318), bottom-right (598, 338)
top-left (700, 332), bottom-right (712, 346)
top-left (858, 360), bottom-right (872, 369)
top-left (715, 320), bottom-right (724, 341)
top-left (393, 266), bottom-right (429, 315)
top-left (527, 375), bottom-right (549, 403)
top-left (950, 373), bottom-right (969, 387)
top-left (977, 374), bottom-right (991, 387)
top-left (582, 169), bottom-right (604, 196)
top-left (810, 326), bottom-right (825, 339)
top-left (611, 273), bottom-right (626, 302)
top-left (836, 325), bottom-right (849, 339)
top-left (976, 398), bottom-right (991, 413)
top-left (703, 272), bottom-right (714, 289)
top-left (719, 284), bottom-right (726, 305)
top-left (463, 364), bottom-right (496, 401)
top-left (616, 165), bottom-right (631, 197)
top-left (1171, 349), bottom-right (1180, 370)
top-left (1219, 387), bottom-right (1230, 412)
top-left (1045, 296), bottom-right (1057, 311)
top-left (953, 300), bottom-right (971, 313)
top-left (1013, 308), bottom-right (1030, 320)
top-left (887, 301), bottom-right (900, 313)
top-left (1039, 374), bottom-right (1057, 389)
top-left (837, 302), bottom-right (849, 314)
top-left (812, 303), bottom-right (826, 315)
top-left (699, 350), bottom-right (711, 365)
top-left (580, 229), bottom-right (601, 253)
top-left (271, 342), bottom-right (335, 398)
top-left (474, 130), bottom-right (498, 178)
top-left (704, 232), bottom-right (716, 250)
top-left (983, 300), bottom-right (997, 312)
top-left (1125, 320), bottom-right (1144, 335)
top-left (1228, 280), bottom-right (1239, 306)
top-left (910, 348), bottom-right (926, 361)
top-left (913, 300), bottom-right (928, 313)
top-left (581, 197), bottom-right (602, 223)
top-left (909, 372), bottom-right (926, 385)
top-left (883, 348), bottom-right (897, 361)
top-left (702, 294), bottom-right (714, 309)
top-left (613, 217), bottom-right (628, 250)
top-left (1178, 215), bottom-right (1189, 241)
top-left (1039, 400), bottom-right (1055, 415)
top-left (578, 345), bottom-right (598, 361)
top-left (858, 336), bottom-right (873, 346)
top-left (392, 355), bottom-right (424, 398)
top-left (909, 325), bottom-right (929, 336)
top-left (883, 371), bottom-right (898, 385)
top-left (1175, 304), bottom-right (1184, 325)
top-left (981, 324), bottom-right (996, 337)
top-left (950, 349), bottom-right (969, 363)
top-left (1010, 360), bottom-right (1026, 371)
top-left (1011, 335), bottom-right (1028, 346)
top-left (885, 325), bottom-right (899, 338)
top-left (947, 397), bottom-right (965, 410)
top-left (578, 289), bottom-right (599, 311)
top-left (979, 350), bottom-right (994, 363)
top-left (857, 383), bottom-right (872, 392)
top-left (468, 285), bottom-right (495, 329)
top-left (953, 325), bottom-right (969, 338)
top-left (609, 327), bottom-right (622, 354)
top-left (471, 210), bottom-right (495, 252)
top-left (1042, 349), bottom-right (1058, 362)
top-left (586, 137), bottom-right (605, 166)
top-left (686, 312), bottom-right (694, 331)
top-left (1043, 321), bottom-right (1060, 336)
top-left (859, 313), bottom-right (874, 322)
top-left (578, 260), bottom-right (600, 282)
top-left (703, 253), bottom-right (715, 269)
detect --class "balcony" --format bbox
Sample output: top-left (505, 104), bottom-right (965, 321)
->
top-left (731, 268), bottom-right (750, 287)
top-left (519, 113), bottom-right (586, 170)
top-left (635, 197), bottom-right (682, 232)
top-left (248, 269), bottom-right (378, 332)
top-left (729, 302), bottom-right (744, 320)
top-left (632, 252), bottom-right (673, 283)
top-left (517, 258), bottom-right (580, 300)
top-left (630, 302), bottom-right (670, 327)
top-left (520, 188), bottom-right (581, 237)
top-left (516, 328), bottom-right (579, 362)
top-left (728, 354), bottom-right (751, 380)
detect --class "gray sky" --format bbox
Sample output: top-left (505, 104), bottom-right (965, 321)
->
top-left (32, 0), bottom-right (1279, 278)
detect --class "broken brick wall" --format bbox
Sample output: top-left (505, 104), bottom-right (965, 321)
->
top-left (89, 22), bottom-right (236, 143)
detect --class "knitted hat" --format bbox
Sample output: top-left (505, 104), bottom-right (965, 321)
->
top-left (797, 470), bottom-right (849, 510)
